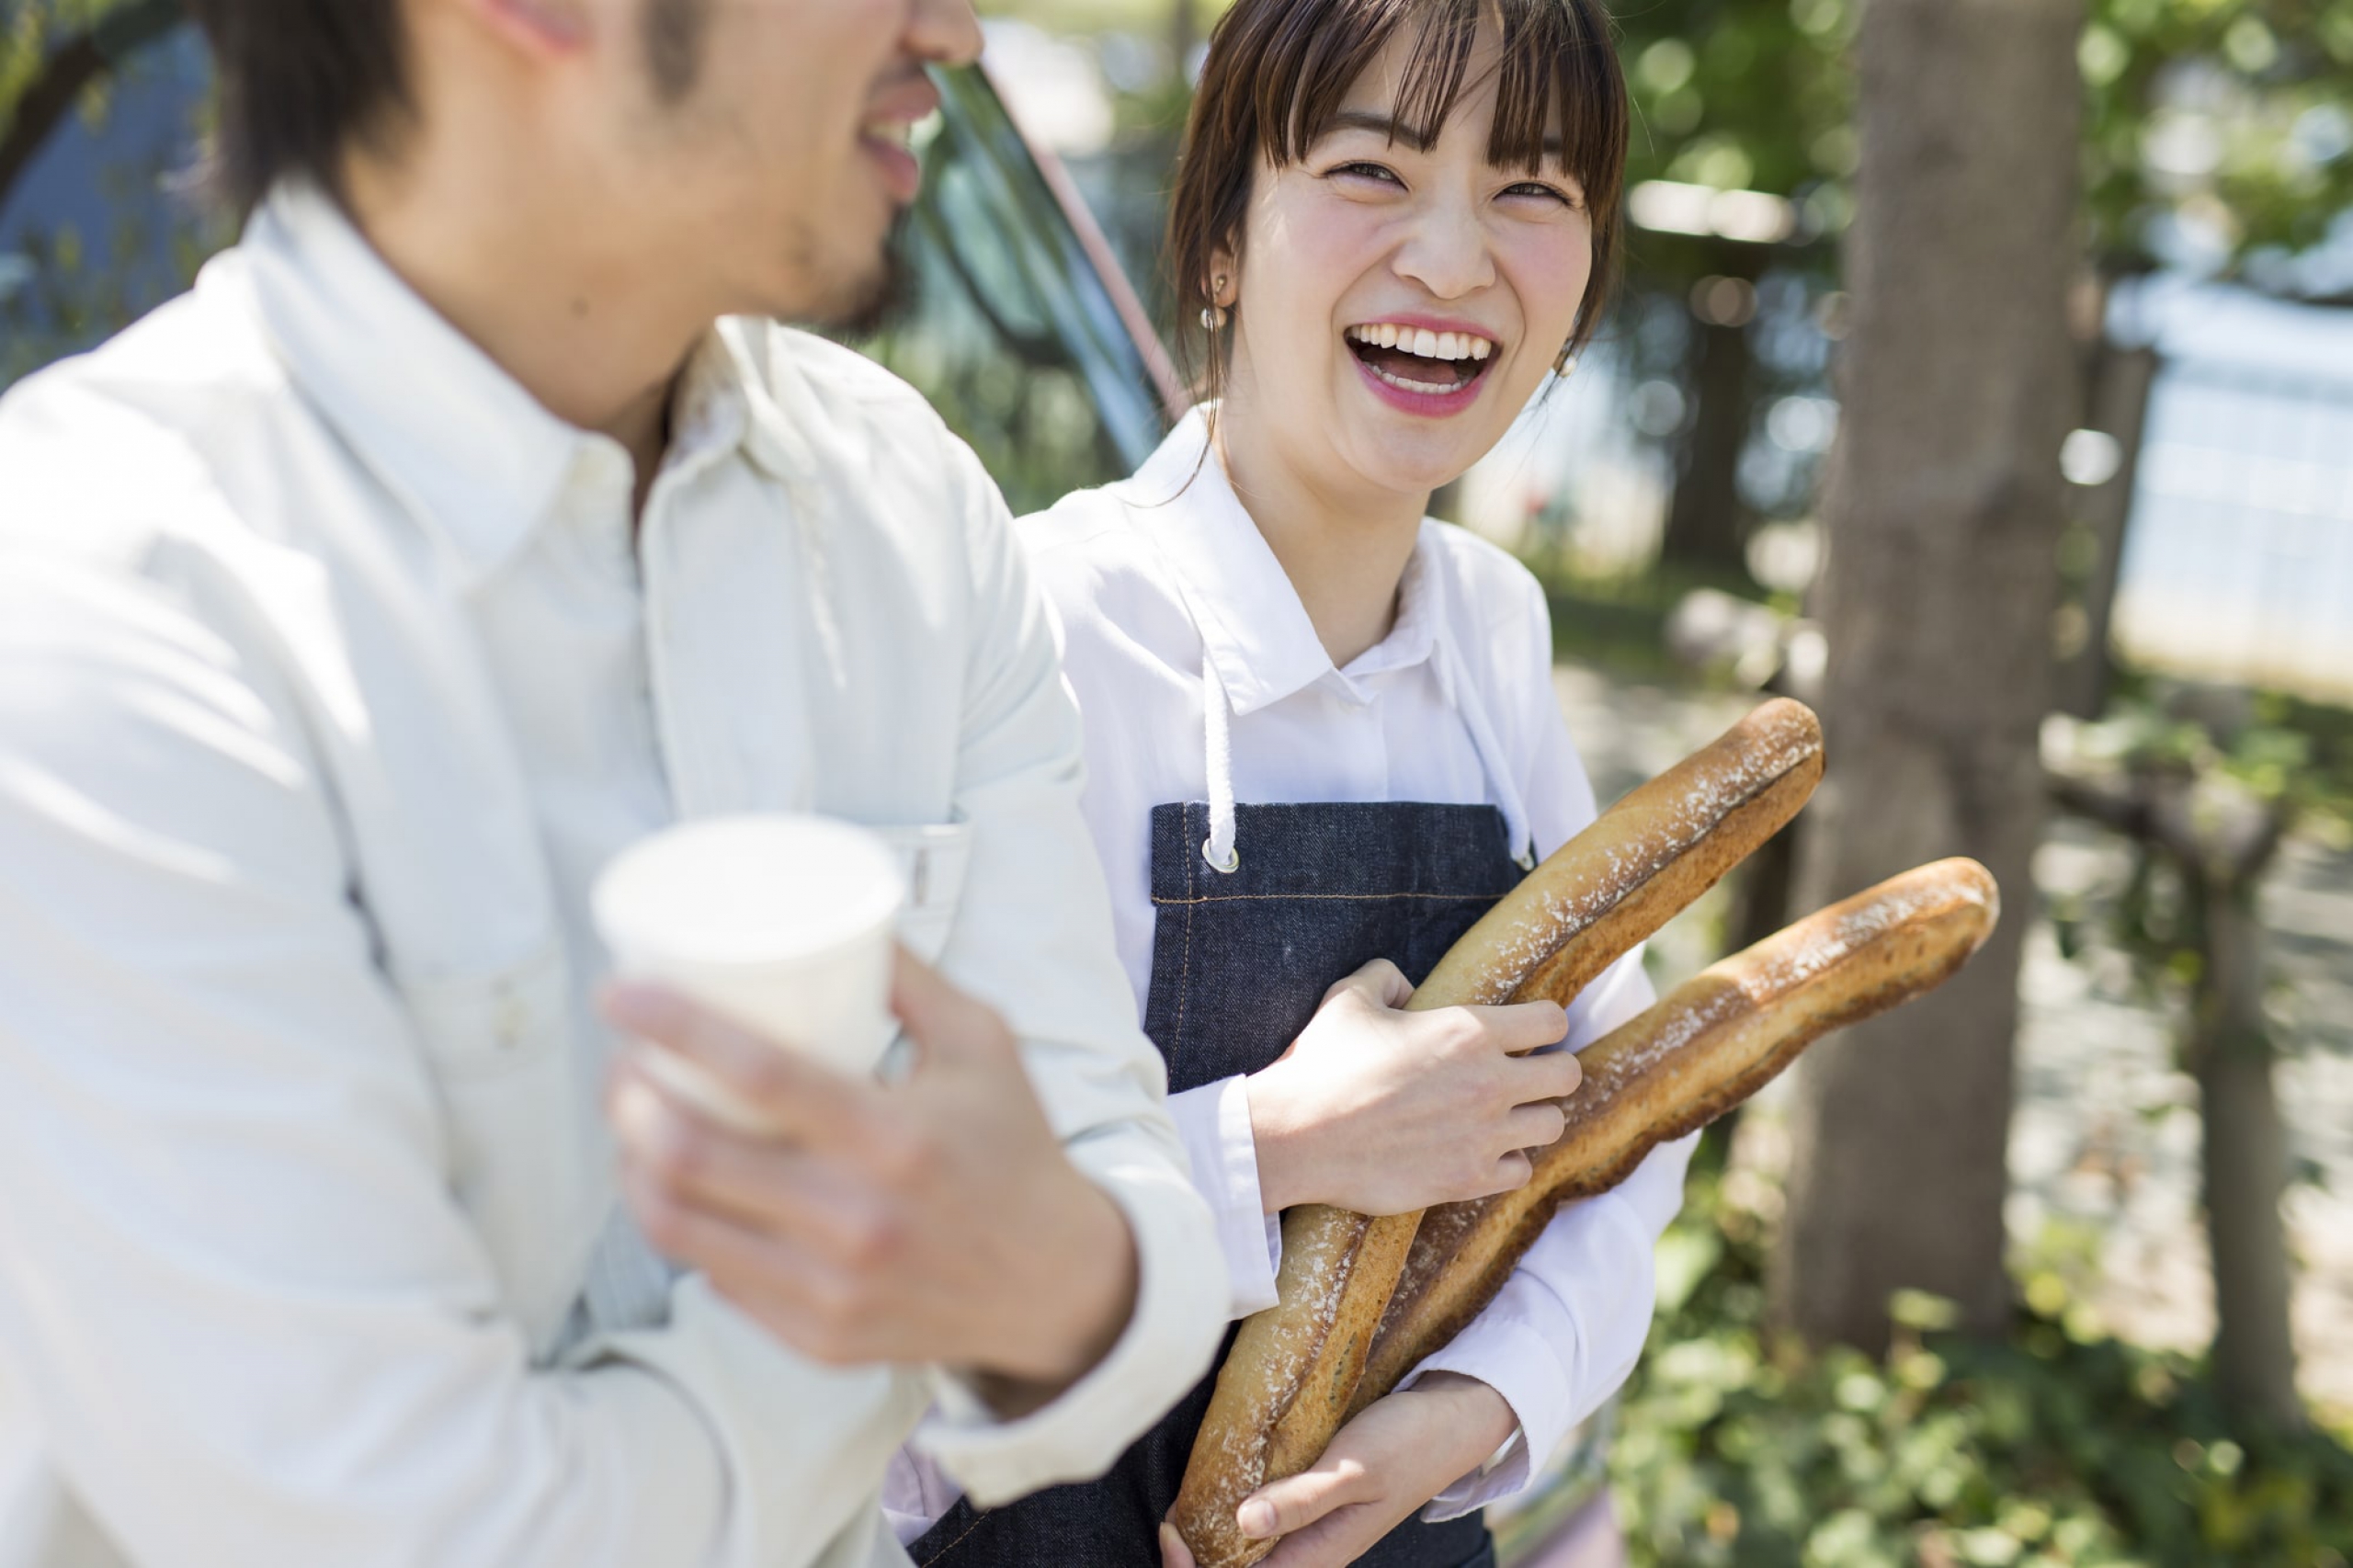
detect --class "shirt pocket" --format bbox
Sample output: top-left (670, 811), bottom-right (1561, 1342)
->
top-left (869, 821), bottom-right (974, 965)
top-left (392, 939), bottom-right (589, 1343)
top-left (395, 939), bottom-right (571, 1080)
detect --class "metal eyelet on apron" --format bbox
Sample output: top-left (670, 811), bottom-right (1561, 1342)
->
top-left (1200, 837), bottom-right (1240, 874)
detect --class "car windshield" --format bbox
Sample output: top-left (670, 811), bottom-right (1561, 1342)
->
top-left (850, 63), bottom-right (1178, 517)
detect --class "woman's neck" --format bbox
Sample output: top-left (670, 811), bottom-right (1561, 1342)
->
top-left (1211, 409), bottom-right (1430, 670)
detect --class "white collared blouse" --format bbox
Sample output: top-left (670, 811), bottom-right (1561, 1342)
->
top-left (0, 187), bottom-right (1225, 1568)
top-left (1029, 410), bottom-right (1695, 1515)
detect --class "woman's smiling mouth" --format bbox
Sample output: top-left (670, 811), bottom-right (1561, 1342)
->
top-left (1343, 322), bottom-right (1498, 411)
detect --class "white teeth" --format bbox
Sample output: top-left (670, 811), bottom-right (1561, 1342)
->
top-left (1345, 324), bottom-right (1498, 362)
top-left (1372, 367), bottom-right (1461, 395)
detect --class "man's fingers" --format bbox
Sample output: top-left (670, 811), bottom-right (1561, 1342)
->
top-left (890, 948), bottom-right (1019, 1071)
top-left (1236, 1454), bottom-right (1371, 1540)
top-left (616, 1166), bottom-right (889, 1361)
top-left (601, 981), bottom-right (869, 1147)
top-left (612, 1066), bottom-right (903, 1264)
top-left (1158, 1522), bottom-right (1197, 1568)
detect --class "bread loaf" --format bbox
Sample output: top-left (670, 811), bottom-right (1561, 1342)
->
top-left (1170, 699), bottom-right (1824, 1568)
top-left (1353, 858), bottom-right (2001, 1416)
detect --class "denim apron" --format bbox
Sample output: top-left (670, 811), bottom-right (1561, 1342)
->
top-left (912, 636), bottom-right (1536, 1568)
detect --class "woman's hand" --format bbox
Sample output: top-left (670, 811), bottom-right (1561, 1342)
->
top-left (1245, 960), bottom-right (1581, 1215)
top-left (1158, 1372), bottom-right (1518, 1568)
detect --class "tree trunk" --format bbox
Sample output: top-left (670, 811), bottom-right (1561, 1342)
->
top-left (1770, 0), bottom-right (2085, 1351)
top-left (2196, 876), bottom-right (2304, 1430)
top-left (1659, 252), bottom-right (1763, 578)
top-left (0, 0), bottom-right (184, 225)
top-left (2057, 341), bottom-right (2160, 720)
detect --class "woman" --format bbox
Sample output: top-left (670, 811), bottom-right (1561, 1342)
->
top-left (894, 2), bottom-right (1692, 1562)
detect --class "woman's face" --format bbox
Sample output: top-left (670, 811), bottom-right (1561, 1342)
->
top-left (1219, 26), bottom-right (1595, 504)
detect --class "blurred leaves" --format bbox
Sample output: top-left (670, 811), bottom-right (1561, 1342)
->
top-left (1606, 0), bottom-right (2353, 287)
top-left (1611, 1166), bottom-right (2353, 1567)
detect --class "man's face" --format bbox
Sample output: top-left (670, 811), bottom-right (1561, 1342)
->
top-left (565, 0), bottom-right (981, 326)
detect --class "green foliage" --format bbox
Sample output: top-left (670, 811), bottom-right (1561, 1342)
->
top-left (1606, 0), bottom-right (2353, 283)
top-left (2077, 0), bottom-right (2353, 276)
top-left (1610, 1167), bottom-right (2353, 1567)
top-left (1, 0), bottom-right (147, 127)
top-left (1615, 0), bottom-right (1854, 213)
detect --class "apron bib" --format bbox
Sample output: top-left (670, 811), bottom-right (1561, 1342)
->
top-left (911, 798), bottom-right (1524, 1568)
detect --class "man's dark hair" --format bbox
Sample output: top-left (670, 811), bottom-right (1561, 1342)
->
top-left (185, 0), bottom-right (712, 216)
top-left (183, 0), bottom-right (410, 215)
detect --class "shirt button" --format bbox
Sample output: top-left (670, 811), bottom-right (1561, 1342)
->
top-left (494, 994), bottom-right (531, 1050)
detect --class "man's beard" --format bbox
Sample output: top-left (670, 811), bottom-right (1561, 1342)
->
top-left (791, 213), bottom-right (916, 340)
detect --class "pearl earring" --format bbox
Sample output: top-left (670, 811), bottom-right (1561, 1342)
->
top-left (1552, 344), bottom-right (1579, 378)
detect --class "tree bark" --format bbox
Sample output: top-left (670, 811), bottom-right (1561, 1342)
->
top-left (1771, 0), bottom-right (2085, 1351)
top-left (2195, 858), bottom-right (2304, 1429)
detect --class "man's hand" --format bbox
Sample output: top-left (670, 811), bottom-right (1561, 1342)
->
top-left (601, 951), bottom-right (1137, 1413)
top-left (1246, 960), bottom-right (1580, 1216)
top-left (1158, 1373), bottom-right (1518, 1568)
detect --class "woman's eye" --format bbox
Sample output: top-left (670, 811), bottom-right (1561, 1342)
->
top-left (1505, 181), bottom-right (1579, 207)
top-left (1330, 162), bottom-right (1404, 187)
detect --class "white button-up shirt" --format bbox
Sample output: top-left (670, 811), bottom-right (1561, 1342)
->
top-left (1029, 412), bottom-right (1694, 1513)
top-left (0, 186), bottom-right (1225, 1568)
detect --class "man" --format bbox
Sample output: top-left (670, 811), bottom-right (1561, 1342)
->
top-left (0, 1), bottom-right (1225, 1563)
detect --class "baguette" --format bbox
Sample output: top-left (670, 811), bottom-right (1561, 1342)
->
top-left (1353, 858), bottom-right (2001, 1415)
top-left (1170, 699), bottom-right (1824, 1568)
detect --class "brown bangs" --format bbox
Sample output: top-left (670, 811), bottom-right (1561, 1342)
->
top-left (1269, 0), bottom-right (1622, 216)
top-left (1167, 0), bottom-right (1630, 404)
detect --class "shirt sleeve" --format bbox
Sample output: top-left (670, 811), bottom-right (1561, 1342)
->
top-left (901, 435), bottom-right (1230, 1504)
top-left (0, 555), bottom-right (926, 1568)
top-left (1167, 1078), bottom-right (1284, 1318)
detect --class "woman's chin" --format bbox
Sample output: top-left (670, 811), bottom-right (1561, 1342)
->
top-left (1336, 430), bottom-right (1484, 505)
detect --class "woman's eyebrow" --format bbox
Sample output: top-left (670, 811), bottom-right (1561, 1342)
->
top-left (1323, 108), bottom-right (1565, 159)
top-left (1324, 109), bottom-right (1439, 151)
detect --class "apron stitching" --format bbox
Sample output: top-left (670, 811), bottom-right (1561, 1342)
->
top-left (1173, 804), bottom-right (1199, 1055)
top-left (915, 1507), bottom-right (994, 1567)
top-left (1150, 890), bottom-right (1510, 906)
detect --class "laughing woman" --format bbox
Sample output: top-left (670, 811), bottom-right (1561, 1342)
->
top-left (892, 3), bottom-right (1693, 1564)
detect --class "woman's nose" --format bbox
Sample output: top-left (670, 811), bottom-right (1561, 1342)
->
top-left (1391, 199), bottom-right (1497, 301)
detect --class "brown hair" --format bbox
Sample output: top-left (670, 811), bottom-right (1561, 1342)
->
top-left (1166, 0), bottom-right (1628, 408)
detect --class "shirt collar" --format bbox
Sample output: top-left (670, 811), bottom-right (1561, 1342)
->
top-left (1117, 408), bottom-right (1444, 716)
top-left (243, 183), bottom-right (750, 585)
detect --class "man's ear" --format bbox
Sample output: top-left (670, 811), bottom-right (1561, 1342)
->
top-left (462, 0), bottom-right (590, 57)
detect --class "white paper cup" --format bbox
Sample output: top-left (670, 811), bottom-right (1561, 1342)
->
top-left (594, 814), bottom-right (906, 1130)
